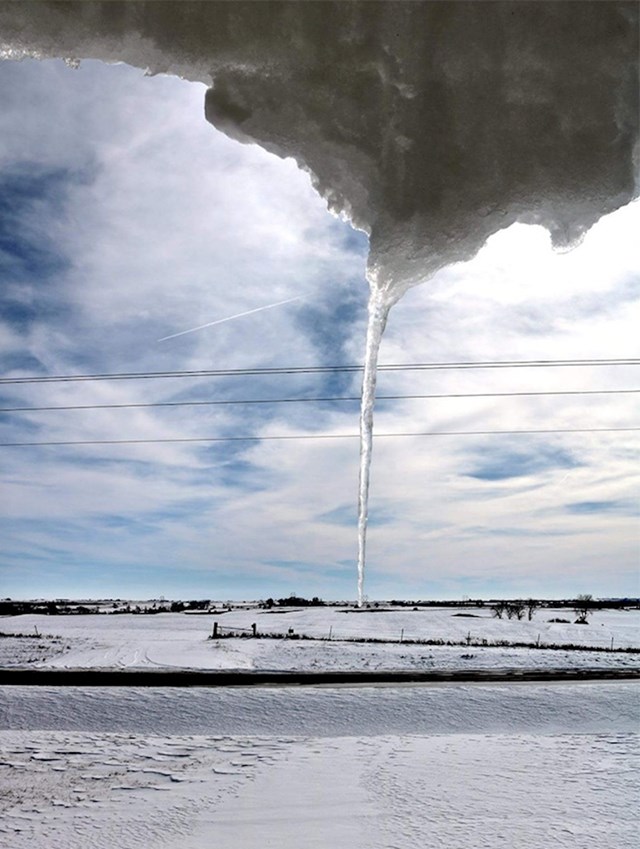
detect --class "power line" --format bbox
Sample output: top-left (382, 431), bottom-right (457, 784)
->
top-left (1, 358), bottom-right (638, 385)
top-left (1, 388), bottom-right (639, 414)
top-left (1, 427), bottom-right (637, 447)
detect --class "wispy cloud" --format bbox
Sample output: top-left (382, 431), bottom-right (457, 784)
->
top-left (565, 500), bottom-right (639, 517)
top-left (466, 444), bottom-right (580, 482)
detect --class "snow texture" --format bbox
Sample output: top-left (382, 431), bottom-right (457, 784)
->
top-left (0, 684), bottom-right (638, 848)
top-left (1, 681), bottom-right (637, 736)
top-left (0, 1), bottom-right (637, 297)
top-left (1, 612), bottom-right (637, 848)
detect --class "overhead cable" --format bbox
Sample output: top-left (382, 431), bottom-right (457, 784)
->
top-left (1, 426), bottom-right (638, 447)
top-left (1, 358), bottom-right (638, 385)
top-left (1, 387), bottom-right (639, 413)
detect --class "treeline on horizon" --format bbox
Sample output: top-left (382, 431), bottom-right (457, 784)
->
top-left (0, 595), bottom-right (638, 617)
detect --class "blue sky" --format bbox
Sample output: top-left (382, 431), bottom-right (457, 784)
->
top-left (0, 58), bottom-right (638, 601)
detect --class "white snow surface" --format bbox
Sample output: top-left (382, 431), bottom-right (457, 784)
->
top-left (1, 728), bottom-right (637, 849)
top-left (2, 609), bottom-right (637, 848)
top-left (0, 683), bottom-right (638, 848)
top-left (1, 681), bottom-right (637, 737)
top-left (1, 607), bottom-right (638, 671)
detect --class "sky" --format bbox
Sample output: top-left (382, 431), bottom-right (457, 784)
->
top-left (0, 58), bottom-right (638, 602)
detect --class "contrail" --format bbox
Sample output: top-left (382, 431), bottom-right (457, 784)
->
top-left (158, 296), bottom-right (302, 342)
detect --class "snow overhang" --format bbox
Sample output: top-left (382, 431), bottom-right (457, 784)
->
top-left (0, 1), bottom-right (637, 300)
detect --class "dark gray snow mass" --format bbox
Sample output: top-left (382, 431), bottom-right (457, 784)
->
top-left (0, 0), bottom-right (637, 298)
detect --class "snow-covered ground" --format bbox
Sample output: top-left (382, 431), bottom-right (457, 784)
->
top-left (1, 609), bottom-right (638, 847)
top-left (1, 606), bottom-right (638, 672)
top-left (1, 683), bottom-right (638, 848)
top-left (2, 728), bottom-right (637, 849)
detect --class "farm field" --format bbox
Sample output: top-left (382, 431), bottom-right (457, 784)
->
top-left (1, 605), bottom-right (638, 672)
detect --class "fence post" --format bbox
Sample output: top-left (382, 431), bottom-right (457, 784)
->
top-left (328, 626), bottom-right (332, 640)
top-left (400, 628), bottom-right (404, 643)
top-left (212, 621), bottom-right (218, 638)
top-left (610, 636), bottom-right (614, 651)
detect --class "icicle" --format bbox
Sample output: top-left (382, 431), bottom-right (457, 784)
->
top-left (356, 288), bottom-right (391, 607)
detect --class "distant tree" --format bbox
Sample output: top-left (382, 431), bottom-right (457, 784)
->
top-left (506, 600), bottom-right (525, 620)
top-left (277, 595), bottom-right (324, 607)
top-left (185, 600), bottom-right (210, 611)
top-left (491, 601), bottom-right (507, 619)
top-left (573, 594), bottom-right (593, 624)
top-left (526, 599), bottom-right (540, 621)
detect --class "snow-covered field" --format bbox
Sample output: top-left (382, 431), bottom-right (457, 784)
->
top-left (1, 608), bottom-right (638, 847)
top-left (1, 606), bottom-right (638, 672)
top-left (1, 683), bottom-right (638, 848)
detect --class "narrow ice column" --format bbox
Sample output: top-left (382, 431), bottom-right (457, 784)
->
top-left (356, 286), bottom-right (391, 607)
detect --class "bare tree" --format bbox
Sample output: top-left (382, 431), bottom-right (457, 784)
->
top-left (491, 601), bottom-right (507, 619)
top-left (506, 600), bottom-right (526, 620)
top-left (574, 593), bottom-right (594, 624)
top-left (526, 599), bottom-right (540, 621)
